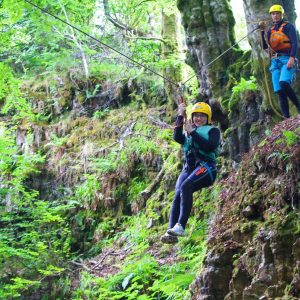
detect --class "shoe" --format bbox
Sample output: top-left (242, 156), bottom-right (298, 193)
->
top-left (160, 232), bottom-right (178, 244)
top-left (167, 223), bottom-right (186, 237)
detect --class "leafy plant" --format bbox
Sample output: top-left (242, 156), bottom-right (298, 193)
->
top-left (232, 76), bottom-right (258, 95)
top-left (282, 130), bottom-right (299, 147)
top-left (127, 177), bottom-right (148, 204)
top-left (0, 123), bottom-right (71, 298)
top-left (93, 108), bottom-right (110, 120)
top-left (74, 174), bottom-right (102, 209)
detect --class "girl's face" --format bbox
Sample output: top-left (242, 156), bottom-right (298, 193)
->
top-left (193, 112), bottom-right (208, 127)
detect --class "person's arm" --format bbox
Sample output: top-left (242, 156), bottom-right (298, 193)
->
top-left (190, 128), bottom-right (220, 152)
top-left (259, 21), bottom-right (269, 50)
top-left (286, 23), bottom-right (298, 68)
top-left (173, 116), bottom-right (185, 145)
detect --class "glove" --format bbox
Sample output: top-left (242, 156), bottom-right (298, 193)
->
top-left (178, 103), bottom-right (186, 116)
top-left (259, 21), bottom-right (266, 31)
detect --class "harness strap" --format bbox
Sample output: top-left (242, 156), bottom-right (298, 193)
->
top-left (202, 162), bottom-right (215, 183)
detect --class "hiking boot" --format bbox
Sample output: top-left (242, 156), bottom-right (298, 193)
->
top-left (160, 232), bottom-right (178, 244)
top-left (167, 223), bottom-right (186, 237)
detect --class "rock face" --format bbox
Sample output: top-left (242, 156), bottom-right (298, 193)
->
top-left (190, 116), bottom-right (300, 299)
top-left (224, 90), bottom-right (264, 162)
top-left (177, 0), bottom-right (240, 101)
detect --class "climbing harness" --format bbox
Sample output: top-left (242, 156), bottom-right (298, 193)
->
top-left (23, 0), bottom-right (259, 89)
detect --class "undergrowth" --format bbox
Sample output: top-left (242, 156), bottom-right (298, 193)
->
top-left (69, 185), bottom-right (217, 300)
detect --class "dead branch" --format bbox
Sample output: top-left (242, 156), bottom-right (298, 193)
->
top-left (118, 121), bottom-right (136, 151)
top-left (90, 244), bottom-right (133, 271)
top-left (148, 115), bottom-right (173, 129)
top-left (125, 35), bottom-right (165, 43)
top-left (70, 260), bottom-right (90, 271)
top-left (141, 166), bottom-right (165, 201)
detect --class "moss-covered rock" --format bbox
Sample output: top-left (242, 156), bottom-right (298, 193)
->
top-left (191, 115), bottom-right (300, 299)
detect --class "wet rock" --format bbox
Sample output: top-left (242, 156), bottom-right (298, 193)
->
top-left (242, 205), bottom-right (258, 219)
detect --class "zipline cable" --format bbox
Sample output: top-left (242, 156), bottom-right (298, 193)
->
top-left (23, 0), bottom-right (178, 87)
top-left (182, 26), bottom-right (260, 85)
top-left (24, 0), bottom-right (260, 89)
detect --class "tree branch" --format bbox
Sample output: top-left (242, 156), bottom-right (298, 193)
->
top-left (57, 0), bottom-right (89, 79)
top-left (102, 0), bottom-right (146, 36)
top-left (125, 35), bottom-right (165, 43)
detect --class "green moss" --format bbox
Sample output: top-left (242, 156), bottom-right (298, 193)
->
top-left (223, 127), bottom-right (234, 139)
top-left (250, 123), bottom-right (261, 137)
top-left (240, 221), bottom-right (259, 235)
top-left (77, 93), bottom-right (85, 104)
top-left (246, 191), bottom-right (263, 206)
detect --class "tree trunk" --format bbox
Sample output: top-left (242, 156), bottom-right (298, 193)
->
top-left (177, 0), bottom-right (240, 101)
top-left (161, 8), bottom-right (183, 117)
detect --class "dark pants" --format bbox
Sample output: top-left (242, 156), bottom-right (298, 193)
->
top-left (169, 161), bottom-right (217, 229)
top-left (277, 81), bottom-right (300, 118)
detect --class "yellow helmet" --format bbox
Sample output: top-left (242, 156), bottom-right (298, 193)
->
top-left (269, 4), bottom-right (284, 14)
top-left (191, 102), bottom-right (212, 123)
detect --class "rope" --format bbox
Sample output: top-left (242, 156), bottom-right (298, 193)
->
top-left (23, 0), bottom-right (178, 87)
top-left (259, 30), bottom-right (284, 118)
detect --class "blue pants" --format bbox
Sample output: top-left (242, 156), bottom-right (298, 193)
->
top-left (269, 56), bottom-right (300, 117)
top-left (269, 56), bottom-right (296, 92)
top-left (169, 161), bottom-right (217, 229)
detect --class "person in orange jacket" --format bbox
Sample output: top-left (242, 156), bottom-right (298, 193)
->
top-left (260, 4), bottom-right (300, 118)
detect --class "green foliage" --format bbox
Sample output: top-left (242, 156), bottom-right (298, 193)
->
top-left (282, 130), bottom-right (299, 147)
top-left (46, 133), bottom-right (70, 147)
top-left (129, 39), bottom-right (161, 66)
top-left (1, 0), bottom-right (96, 75)
top-left (0, 124), bottom-right (44, 201)
top-left (226, 76), bottom-right (258, 111)
top-left (93, 108), bottom-right (110, 120)
top-left (127, 136), bottom-right (160, 156)
top-left (156, 129), bottom-right (173, 142)
top-left (0, 1), bottom-right (215, 298)
top-left (0, 63), bottom-right (15, 103)
top-left (72, 210), bottom-right (208, 299)
top-left (74, 174), bottom-right (102, 209)
top-left (90, 150), bottom-right (123, 174)
top-left (0, 63), bottom-right (41, 123)
top-left (232, 76), bottom-right (258, 95)
top-left (127, 178), bottom-right (147, 204)
top-left (0, 123), bottom-right (71, 298)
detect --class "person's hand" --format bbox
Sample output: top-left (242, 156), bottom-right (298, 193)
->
top-left (259, 21), bottom-right (266, 31)
top-left (185, 120), bottom-right (195, 134)
top-left (178, 103), bottom-right (186, 116)
top-left (287, 57), bottom-right (295, 69)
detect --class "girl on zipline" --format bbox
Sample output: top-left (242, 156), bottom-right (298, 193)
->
top-left (161, 102), bottom-right (220, 244)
